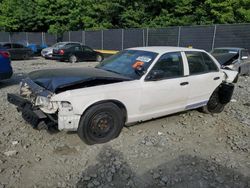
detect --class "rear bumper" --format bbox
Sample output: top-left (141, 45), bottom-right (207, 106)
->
top-left (7, 93), bottom-right (47, 128)
top-left (0, 71), bottom-right (13, 80)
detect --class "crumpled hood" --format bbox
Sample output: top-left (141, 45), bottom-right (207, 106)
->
top-left (212, 53), bottom-right (238, 65)
top-left (28, 67), bottom-right (131, 93)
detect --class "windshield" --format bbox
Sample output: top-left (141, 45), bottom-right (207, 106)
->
top-left (97, 50), bottom-right (158, 79)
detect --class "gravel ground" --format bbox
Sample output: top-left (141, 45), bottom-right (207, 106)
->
top-left (0, 57), bottom-right (249, 188)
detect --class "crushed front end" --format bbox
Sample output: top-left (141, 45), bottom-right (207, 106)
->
top-left (7, 78), bottom-right (57, 128)
top-left (7, 78), bottom-right (59, 129)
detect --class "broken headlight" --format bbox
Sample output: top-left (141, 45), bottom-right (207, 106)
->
top-left (35, 96), bottom-right (58, 114)
top-left (36, 96), bottom-right (50, 107)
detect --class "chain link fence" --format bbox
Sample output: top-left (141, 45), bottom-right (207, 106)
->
top-left (0, 24), bottom-right (250, 51)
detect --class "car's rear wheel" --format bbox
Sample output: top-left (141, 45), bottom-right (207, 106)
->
top-left (201, 89), bottom-right (225, 114)
top-left (77, 103), bottom-right (124, 145)
top-left (96, 54), bottom-right (103, 62)
top-left (69, 55), bottom-right (77, 63)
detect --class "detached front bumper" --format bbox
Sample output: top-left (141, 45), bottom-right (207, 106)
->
top-left (8, 93), bottom-right (80, 131)
top-left (7, 93), bottom-right (47, 128)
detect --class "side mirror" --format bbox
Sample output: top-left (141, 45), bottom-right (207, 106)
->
top-left (241, 56), bottom-right (248, 60)
top-left (146, 70), bottom-right (165, 81)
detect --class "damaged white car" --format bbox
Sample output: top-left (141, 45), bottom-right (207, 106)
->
top-left (8, 47), bottom-right (238, 144)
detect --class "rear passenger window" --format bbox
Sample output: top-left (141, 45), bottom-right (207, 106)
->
top-left (74, 45), bottom-right (81, 51)
top-left (201, 53), bottom-right (219, 71)
top-left (150, 52), bottom-right (184, 79)
top-left (186, 51), bottom-right (218, 75)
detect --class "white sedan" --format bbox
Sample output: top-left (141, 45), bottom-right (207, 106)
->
top-left (8, 47), bottom-right (238, 144)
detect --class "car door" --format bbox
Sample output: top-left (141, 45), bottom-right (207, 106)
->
top-left (70, 44), bottom-right (83, 60)
top-left (140, 52), bottom-right (190, 118)
top-left (11, 43), bottom-right (21, 59)
top-left (82, 46), bottom-right (97, 61)
top-left (240, 49), bottom-right (250, 74)
top-left (12, 43), bottom-right (27, 59)
top-left (184, 51), bottom-right (222, 109)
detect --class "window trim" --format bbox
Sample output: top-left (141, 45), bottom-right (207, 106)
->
top-left (145, 51), bottom-right (185, 81)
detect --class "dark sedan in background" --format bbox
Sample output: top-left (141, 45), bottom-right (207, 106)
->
top-left (211, 47), bottom-right (250, 75)
top-left (0, 43), bottom-right (33, 60)
top-left (0, 48), bottom-right (13, 80)
top-left (52, 42), bottom-right (103, 63)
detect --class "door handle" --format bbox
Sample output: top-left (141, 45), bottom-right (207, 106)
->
top-left (180, 82), bottom-right (189, 86)
top-left (213, 77), bottom-right (220, 80)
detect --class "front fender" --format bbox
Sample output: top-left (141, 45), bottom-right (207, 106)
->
top-left (222, 69), bottom-right (238, 83)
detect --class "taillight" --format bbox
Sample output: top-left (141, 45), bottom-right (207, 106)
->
top-left (59, 49), bottom-right (64, 55)
top-left (0, 51), bottom-right (10, 58)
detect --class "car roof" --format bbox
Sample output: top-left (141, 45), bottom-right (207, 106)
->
top-left (57, 42), bottom-right (82, 45)
top-left (0, 42), bottom-right (24, 45)
top-left (127, 46), bottom-right (205, 54)
top-left (213, 47), bottom-right (246, 51)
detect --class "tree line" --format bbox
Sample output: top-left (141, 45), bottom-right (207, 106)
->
top-left (0, 0), bottom-right (249, 34)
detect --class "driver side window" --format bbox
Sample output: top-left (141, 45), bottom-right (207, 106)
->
top-left (148, 52), bottom-right (184, 80)
top-left (83, 46), bottom-right (93, 52)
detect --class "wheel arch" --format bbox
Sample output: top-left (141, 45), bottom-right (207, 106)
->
top-left (81, 99), bottom-right (128, 123)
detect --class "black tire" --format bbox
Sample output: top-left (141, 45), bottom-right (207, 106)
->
top-left (96, 54), bottom-right (103, 62)
top-left (69, 55), bottom-right (78, 63)
top-left (201, 88), bottom-right (225, 114)
top-left (77, 103), bottom-right (124, 145)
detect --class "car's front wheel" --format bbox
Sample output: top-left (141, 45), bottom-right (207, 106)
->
top-left (201, 89), bottom-right (225, 114)
top-left (77, 103), bottom-right (124, 145)
top-left (96, 54), bottom-right (103, 62)
top-left (69, 55), bottom-right (78, 63)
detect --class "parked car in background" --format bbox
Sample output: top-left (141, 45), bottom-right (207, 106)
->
top-left (41, 42), bottom-right (67, 59)
top-left (0, 43), bottom-right (33, 60)
top-left (211, 47), bottom-right (250, 75)
top-left (0, 48), bottom-right (13, 80)
top-left (27, 44), bottom-right (48, 55)
top-left (8, 47), bottom-right (238, 145)
top-left (20, 40), bottom-right (48, 55)
top-left (52, 42), bottom-right (103, 63)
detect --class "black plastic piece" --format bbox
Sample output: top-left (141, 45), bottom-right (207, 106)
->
top-left (7, 93), bottom-right (30, 108)
top-left (218, 83), bottom-right (235, 104)
top-left (7, 93), bottom-right (47, 128)
top-left (180, 82), bottom-right (189, 86)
